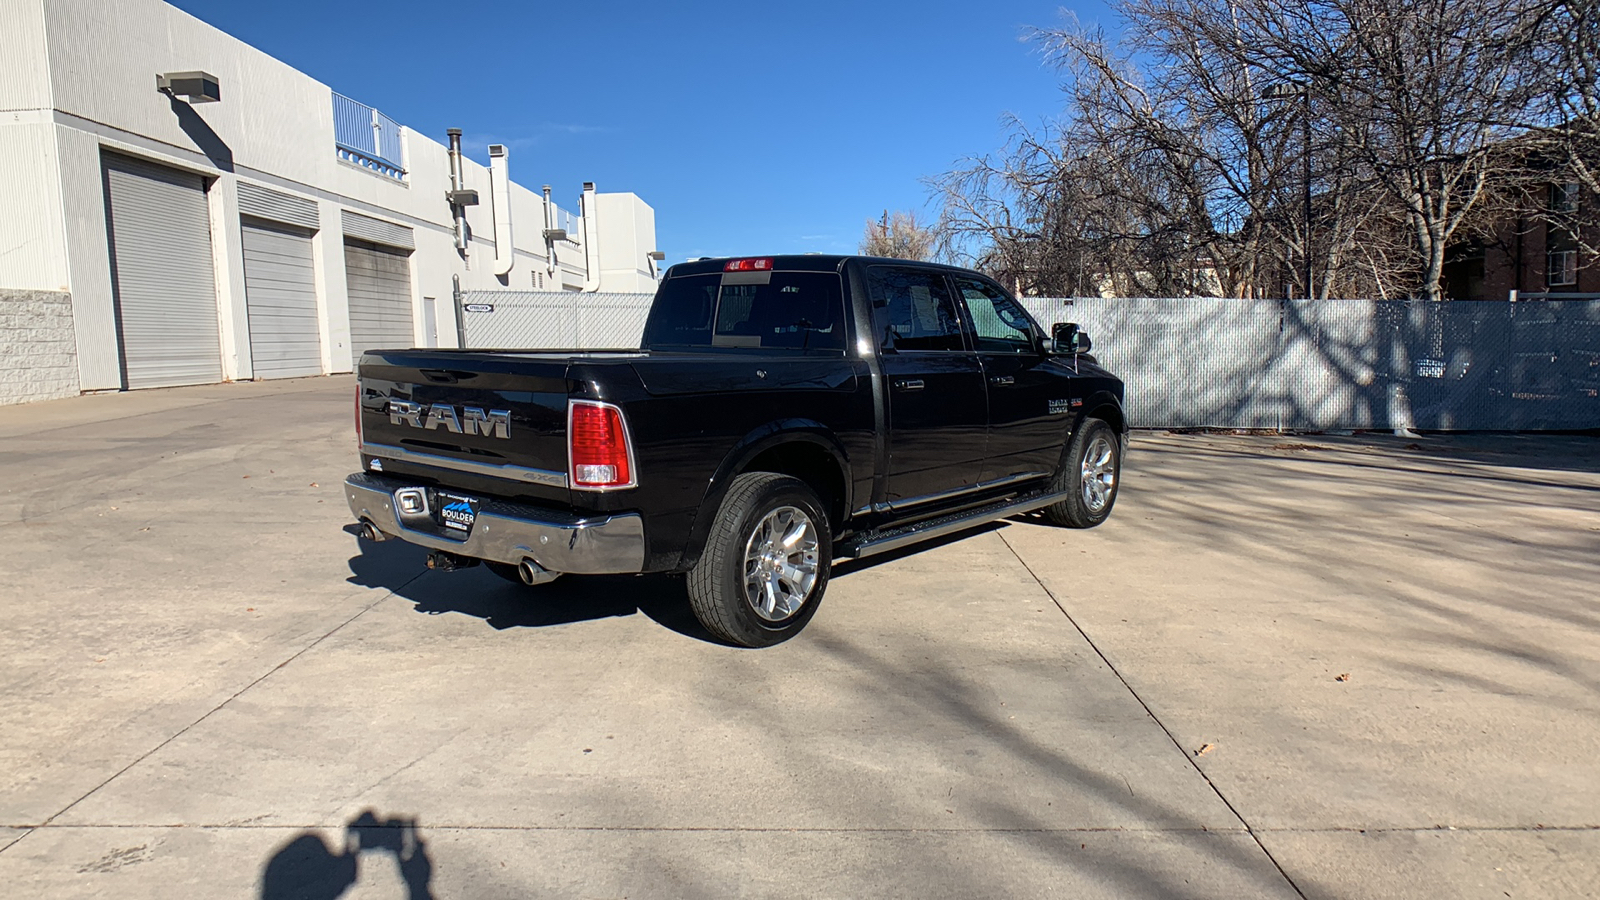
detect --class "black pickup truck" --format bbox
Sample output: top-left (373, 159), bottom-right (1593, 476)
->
top-left (346, 255), bottom-right (1126, 646)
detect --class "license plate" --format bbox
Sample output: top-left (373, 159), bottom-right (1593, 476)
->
top-left (436, 492), bottom-right (479, 533)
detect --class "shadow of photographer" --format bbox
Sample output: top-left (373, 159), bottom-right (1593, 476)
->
top-left (260, 810), bottom-right (433, 900)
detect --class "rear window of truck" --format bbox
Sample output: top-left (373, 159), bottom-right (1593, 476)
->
top-left (642, 272), bottom-right (846, 352)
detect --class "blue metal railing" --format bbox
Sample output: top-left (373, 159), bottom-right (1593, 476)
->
top-left (559, 208), bottom-right (581, 239)
top-left (332, 91), bottom-right (406, 180)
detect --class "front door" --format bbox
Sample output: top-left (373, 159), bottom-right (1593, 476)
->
top-left (865, 266), bottom-right (988, 507)
top-left (952, 276), bottom-right (1066, 483)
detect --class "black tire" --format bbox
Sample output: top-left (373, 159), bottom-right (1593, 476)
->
top-left (1043, 418), bottom-right (1121, 528)
top-left (686, 472), bottom-right (832, 647)
top-left (485, 561), bottom-right (525, 584)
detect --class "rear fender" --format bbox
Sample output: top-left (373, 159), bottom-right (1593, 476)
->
top-left (676, 420), bottom-right (853, 571)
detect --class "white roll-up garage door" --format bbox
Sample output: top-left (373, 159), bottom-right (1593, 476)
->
top-left (242, 219), bottom-right (321, 379)
top-left (344, 238), bottom-right (415, 368)
top-left (102, 152), bottom-right (221, 389)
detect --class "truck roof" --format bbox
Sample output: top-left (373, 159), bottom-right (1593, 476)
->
top-left (664, 255), bottom-right (976, 278)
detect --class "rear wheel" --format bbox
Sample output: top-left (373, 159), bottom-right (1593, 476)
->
top-left (687, 472), bottom-right (831, 647)
top-left (1043, 418), bottom-right (1121, 528)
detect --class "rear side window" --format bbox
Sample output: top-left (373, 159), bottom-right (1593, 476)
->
top-left (865, 266), bottom-right (966, 352)
top-left (642, 272), bottom-right (845, 352)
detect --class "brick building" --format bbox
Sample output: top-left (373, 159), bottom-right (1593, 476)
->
top-left (1444, 181), bottom-right (1598, 300)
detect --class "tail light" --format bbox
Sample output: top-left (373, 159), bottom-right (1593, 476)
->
top-left (355, 387), bottom-right (363, 443)
top-left (569, 400), bottom-right (636, 490)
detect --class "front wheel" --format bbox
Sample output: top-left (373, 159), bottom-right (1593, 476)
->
top-left (686, 472), bottom-right (831, 647)
top-left (1043, 418), bottom-right (1121, 528)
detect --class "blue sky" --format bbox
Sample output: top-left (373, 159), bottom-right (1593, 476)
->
top-left (171, 0), bottom-right (1117, 265)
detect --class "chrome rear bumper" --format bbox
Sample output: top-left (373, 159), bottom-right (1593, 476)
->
top-left (344, 472), bottom-right (645, 574)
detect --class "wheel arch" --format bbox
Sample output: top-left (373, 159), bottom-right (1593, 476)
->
top-left (1080, 393), bottom-right (1127, 436)
top-left (676, 420), bottom-right (852, 571)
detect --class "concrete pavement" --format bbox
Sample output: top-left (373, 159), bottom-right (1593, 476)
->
top-left (0, 376), bottom-right (1595, 898)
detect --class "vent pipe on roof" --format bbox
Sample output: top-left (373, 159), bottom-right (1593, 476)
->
top-left (488, 144), bottom-right (514, 277)
top-left (445, 128), bottom-right (470, 254)
top-left (543, 184), bottom-right (558, 283)
top-left (581, 181), bottom-right (600, 292)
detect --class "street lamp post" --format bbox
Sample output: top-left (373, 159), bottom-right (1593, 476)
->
top-left (1263, 82), bottom-right (1313, 300)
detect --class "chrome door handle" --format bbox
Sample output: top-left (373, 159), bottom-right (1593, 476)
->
top-left (989, 375), bottom-right (1016, 385)
top-left (892, 379), bottom-right (925, 391)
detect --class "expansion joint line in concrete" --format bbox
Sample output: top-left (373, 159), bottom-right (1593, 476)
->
top-left (0, 829), bottom-right (32, 856)
top-left (10, 574), bottom-right (426, 841)
top-left (0, 823), bottom-right (1264, 835)
top-left (999, 532), bottom-right (1310, 900)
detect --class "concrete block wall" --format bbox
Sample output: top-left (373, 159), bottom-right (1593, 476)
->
top-left (0, 290), bottom-right (80, 404)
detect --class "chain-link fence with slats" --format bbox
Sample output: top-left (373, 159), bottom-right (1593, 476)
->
top-left (460, 290), bottom-right (1600, 430)
top-left (461, 291), bottom-right (654, 350)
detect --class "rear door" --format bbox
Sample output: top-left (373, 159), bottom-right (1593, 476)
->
top-left (864, 265), bottom-right (988, 507)
top-left (953, 276), bottom-right (1066, 482)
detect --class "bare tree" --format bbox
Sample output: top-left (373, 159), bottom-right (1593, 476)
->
top-left (859, 210), bottom-right (936, 261)
top-left (1541, 0), bottom-right (1600, 196)
top-left (934, 0), bottom-right (1570, 301)
top-left (1236, 0), bottom-right (1554, 302)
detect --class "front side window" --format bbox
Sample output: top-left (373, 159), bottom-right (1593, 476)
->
top-left (866, 266), bottom-right (965, 352)
top-left (955, 277), bottom-right (1036, 353)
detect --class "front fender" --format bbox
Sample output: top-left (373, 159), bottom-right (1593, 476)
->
top-left (1075, 390), bottom-right (1128, 434)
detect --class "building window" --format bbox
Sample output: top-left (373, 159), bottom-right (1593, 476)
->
top-left (1548, 250), bottom-right (1578, 288)
top-left (1550, 182), bottom-right (1580, 214)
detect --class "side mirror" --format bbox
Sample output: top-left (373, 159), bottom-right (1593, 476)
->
top-left (1051, 322), bottom-right (1091, 355)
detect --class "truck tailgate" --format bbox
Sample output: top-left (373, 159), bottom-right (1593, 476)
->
top-left (356, 350), bottom-right (574, 503)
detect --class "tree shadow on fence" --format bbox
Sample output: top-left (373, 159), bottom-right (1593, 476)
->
top-left (1049, 296), bottom-right (1600, 433)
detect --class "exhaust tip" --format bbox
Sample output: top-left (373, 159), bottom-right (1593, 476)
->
top-left (358, 521), bottom-right (385, 542)
top-left (517, 558), bottom-right (561, 586)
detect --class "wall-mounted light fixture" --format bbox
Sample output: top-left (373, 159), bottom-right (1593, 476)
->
top-left (542, 228), bottom-right (570, 242)
top-left (156, 71), bottom-right (221, 103)
top-left (647, 251), bottom-right (665, 261)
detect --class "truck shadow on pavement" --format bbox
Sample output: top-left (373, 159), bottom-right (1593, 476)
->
top-left (344, 531), bottom-right (720, 642)
top-left (345, 521), bottom-right (1010, 645)
top-left (260, 810), bottom-right (434, 900)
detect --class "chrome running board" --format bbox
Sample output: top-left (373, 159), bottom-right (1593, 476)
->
top-left (837, 489), bottom-right (1069, 560)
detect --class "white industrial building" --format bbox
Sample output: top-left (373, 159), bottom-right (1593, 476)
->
top-left (0, 0), bottom-right (660, 406)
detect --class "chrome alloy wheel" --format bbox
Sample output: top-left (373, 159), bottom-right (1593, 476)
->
top-left (1080, 436), bottom-right (1117, 513)
top-left (742, 506), bottom-right (821, 622)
